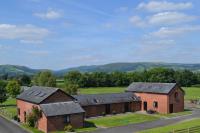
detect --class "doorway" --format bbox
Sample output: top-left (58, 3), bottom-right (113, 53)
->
top-left (143, 101), bottom-right (147, 111)
top-left (105, 104), bottom-right (110, 114)
top-left (170, 104), bottom-right (173, 113)
top-left (124, 102), bottom-right (130, 112)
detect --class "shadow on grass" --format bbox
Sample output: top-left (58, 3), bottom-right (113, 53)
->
top-left (84, 121), bottom-right (97, 128)
top-left (0, 105), bottom-right (16, 107)
top-left (184, 109), bottom-right (192, 111)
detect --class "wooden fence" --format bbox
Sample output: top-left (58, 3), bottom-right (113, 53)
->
top-left (169, 126), bottom-right (200, 133)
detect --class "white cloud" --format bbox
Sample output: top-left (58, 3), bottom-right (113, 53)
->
top-left (137, 1), bottom-right (193, 12)
top-left (0, 24), bottom-right (50, 42)
top-left (20, 40), bottom-right (43, 44)
top-left (34, 9), bottom-right (62, 19)
top-left (27, 50), bottom-right (50, 56)
top-left (149, 12), bottom-right (196, 25)
top-left (151, 25), bottom-right (200, 38)
top-left (130, 12), bottom-right (196, 27)
top-left (129, 16), bottom-right (146, 27)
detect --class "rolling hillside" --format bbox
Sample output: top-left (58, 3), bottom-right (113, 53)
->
top-left (1, 62), bottom-right (200, 77)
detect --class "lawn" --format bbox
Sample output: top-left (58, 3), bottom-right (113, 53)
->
top-left (183, 87), bottom-right (200, 100)
top-left (79, 87), bottom-right (125, 94)
top-left (156, 110), bottom-right (192, 118)
top-left (0, 98), bottom-right (17, 119)
top-left (22, 124), bottom-right (43, 133)
top-left (139, 118), bottom-right (200, 133)
top-left (1, 98), bottom-right (16, 106)
top-left (87, 113), bottom-right (160, 128)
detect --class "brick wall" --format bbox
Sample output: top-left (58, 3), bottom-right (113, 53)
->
top-left (134, 92), bottom-right (169, 114)
top-left (47, 113), bottom-right (84, 132)
top-left (17, 100), bottom-right (47, 133)
top-left (130, 101), bottom-right (141, 111)
top-left (83, 105), bottom-right (106, 117)
top-left (168, 86), bottom-right (184, 113)
top-left (110, 103), bottom-right (125, 114)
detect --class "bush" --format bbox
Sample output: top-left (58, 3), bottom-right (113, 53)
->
top-left (13, 115), bottom-right (20, 122)
top-left (27, 114), bottom-right (35, 127)
top-left (102, 112), bottom-right (106, 116)
top-left (146, 109), bottom-right (156, 114)
top-left (112, 110), bottom-right (116, 115)
top-left (64, 124), bottom-right (74, 132)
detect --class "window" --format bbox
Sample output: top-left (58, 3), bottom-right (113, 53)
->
top-left (64, 115), bottom-right (70, 124)
top-left (174, 92), bottom-right (178, 98)
top-left (153, 101), bottom-right (158, 108)
top-left (17, 108), bottom-right (20, 115)
top-left (24, 111), bottom-right (26, 122)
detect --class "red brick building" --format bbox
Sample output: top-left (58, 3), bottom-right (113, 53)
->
top-left (16, 86), bottom-right (85, 133)
top-left (17, 82), bottom-right (184, 132)
top-left (126, 82), bottom-right (184, 114)
top-left (73, 93), bottom-right (141, 117)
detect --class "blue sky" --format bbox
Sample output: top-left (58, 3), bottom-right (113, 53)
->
top-left (0, 0), bottom-right (200, 70)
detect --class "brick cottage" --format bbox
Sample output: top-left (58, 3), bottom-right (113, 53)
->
top-left (16, 82), bottom-right (184, 133)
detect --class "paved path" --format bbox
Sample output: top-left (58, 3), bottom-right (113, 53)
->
top-left (89, 109), bottom-right (200, 133)
top-left (0, 116), bottom-right (28, 133)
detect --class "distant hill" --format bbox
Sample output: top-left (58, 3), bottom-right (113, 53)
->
top-left (1, 62), bottom-right (200, 77)
top-left (55, 62), bottom-right (200, 75)
top-left (0, 65), bottom-right (46, 77)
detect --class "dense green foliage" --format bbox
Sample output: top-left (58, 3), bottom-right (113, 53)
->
top-left (6, 80), bottom-right (21, 98)
top-left (63, 83), bottom-right (79, 95)
top-left (18, 75), bottom-right (31, 86)
top-left (0, 80), bottom-right (8, 104)
top-left (33, 71), bottom-right (56, 87)
top-left (64, 68), bottom-right (200, 87)
top-left (27, 107), bottom-right (42, 128)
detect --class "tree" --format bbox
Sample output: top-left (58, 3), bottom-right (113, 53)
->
top-left (63, 83), bottom-right (79, 95)
top-left (6, 80), bottom-right (21, 98)
top-left (175, 70), bottom-right (197, 87)
top-left (18, 75), bottom-right (31, 86)
top-left (33, 71), bottom-right (56, 87)
top-left (64, 71), bottom-right (82, 86)
top-left (0, 80), bottom-right (8, 104)
top-left (147, 68), bottom-right (175, 83)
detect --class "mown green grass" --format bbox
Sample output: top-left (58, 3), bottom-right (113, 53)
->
top-left (1, 98), bottom-right (16, 106)
top-left (183, 87), bottom-right (200, 100)
top-left (22, 124), bottom-right (44, 133)
top-left (156, 110), bottom-right (192, 118)
top-left (87, 113), bottom-right (160, 127)
top-left (79, 87), bottom-right (125, 94)
top-left (139, 118), bottom-right (200, 133)
top-left (0, 98), bottom-right (17, 119)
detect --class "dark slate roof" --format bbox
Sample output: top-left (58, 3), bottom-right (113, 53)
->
top-left (17, 86), bottom-right (59, 104)
top-left (40, 101), bottom-right (85, 117)
top-left (73, 92), bottom-right (140, 106)
top-left (126, 82), bottom-right (177, 94)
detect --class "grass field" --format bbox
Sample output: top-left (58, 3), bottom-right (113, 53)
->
top-left (183, 87), bottom-right (200, 100)
top-left (156, 110), bottom-right (192, 118)
top-left (87, 113), bottom-right (160, 128)
top-left (79, 87), bottom-right (125, 94)
top-left (139, 118), bottom-right (200, 133)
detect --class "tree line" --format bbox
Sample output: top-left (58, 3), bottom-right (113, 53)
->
top-left (1, 67), bottom-right (200, 99)
top-left (64, 68), bottom-right (200, 88)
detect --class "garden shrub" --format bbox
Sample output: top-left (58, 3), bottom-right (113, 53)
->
top-left (64, 124), bottom-right (74, 132)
